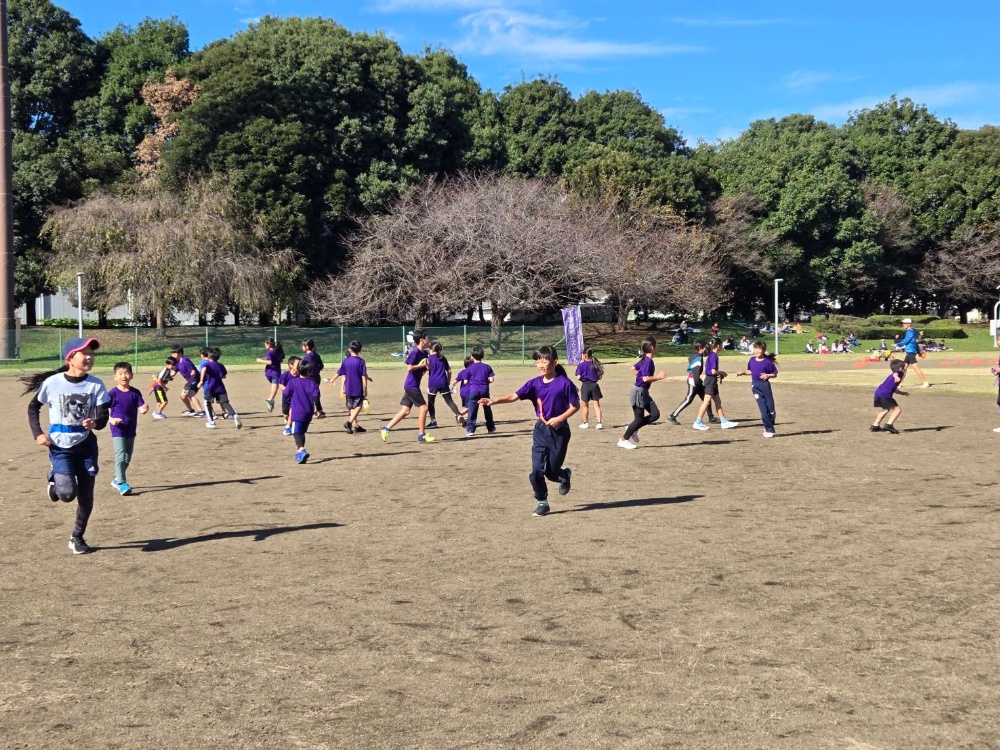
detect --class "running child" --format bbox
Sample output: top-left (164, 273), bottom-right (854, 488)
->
top-left (108, 361), bottom-right (150, 495)
top-left (735, 340), bottom-right (779, 438)
top-left (329, 340), bottom-right (370, 434)
top-left (170, 347), bottom-right (204, 416)
top-left (257, 336), bottom-right (285, 413)
top-left (872, 359), bottom-right (909, 434)
top-left (280, 356), bottom-right (300, 435)
top-left (618, 337), bottom-right (667, 450)
top-left (21, 337), bottom-right (110, 555)
top-left (150, 356), bottom-right (177, 419)
top-left (452, 355), bottom-right (474, 426)
top-left (465, 345), bottom-right (496, 436)
top-left (575, 348), bottom-right (604, 430)
top-left (380, 329), bottom-right (435, 443)
top-left (693, 337), bottom-right (739, 431)
top-left (480, 345), bottom-right (578, 517)
top-left (198, 347), bottom-right (242, 429)
top-left (426, 342), bottom-right (463, 428)
top-left (284, 359), bottom-right (321, 463)
top-left (667, 341), bottom-right (715, 425)
top-left (300, 339), bottom-right (325, 418)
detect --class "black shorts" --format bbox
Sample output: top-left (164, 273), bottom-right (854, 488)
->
top-left (183, 381), bottom-right (199, 396)
top-left (400, 388), bottom-right (426, 408)
top-left (904, 352), bottom-right (918, 364)
top-left (282, 401), bottom-right (291, 416)
top-left (345, 395), bottom-right (363, 410)
top-left (704, 376), bottom-right (719, 396)
top-left (152, 385), bottom-right (168, 404)
top-left (580, 381), bottom-right (603, 402)
top-left (874, 396), bottom-right (898, 409)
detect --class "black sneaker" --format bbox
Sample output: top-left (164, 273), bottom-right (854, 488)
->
top-left (558, 468), bottom-right (572, 496)
top-left (883, 424), bottom-right (899, 434)
top-left (353, 425), bottom-right (367, 433)
top-left (47, 481), bottom-right (58, 502)
top-left (343, 421), bottom-right (354, 434)
top-left (532, 502), bottom-right (551, 517)
top-left (869, 425), bottom-right (882, 432)
top-left (68, 537), bottom-right (93, 555)
top-left (666, 415), bottom-right (680, 425)
top-left (709, 416), bottom-right (721, 424)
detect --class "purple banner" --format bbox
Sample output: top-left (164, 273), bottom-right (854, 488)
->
top-left (562, 306), bottom-right (584, 365)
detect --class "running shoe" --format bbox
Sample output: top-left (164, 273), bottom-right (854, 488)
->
top-left (417, 433), bottom-right (436, 443)
top-left (152, 412), bottom-right (167, 420)
top-left (558, 468), bottom-right (572, 496)
top-left (882, 424), bottom-right (899, 434)
top-left (265, 399), bottom-right (275, 412)
top-left (68, 537), bottom-right (93, 555)
top-left (532, 502), bottom-right (551, 517)
top-left (692, 420), bottom-right (710, 431)
top-left (118, 482), bottom-right (132, 496)
top-left (295, 449), bottom-right (309, 464)
top-left (617, 439), bottom-right (637, 450)
top-left (720, 420), bottom-right (740, 429)
top-left (579, 423), bottom-right (589, 429)
top-left (233, 415), bottom-right (242, 429)
top-left (380, 427), bottom-right (389, 442)
top-left (343, 421), bottom-right (354, 434)
top-left (666, 415), bottom-right (679, 425)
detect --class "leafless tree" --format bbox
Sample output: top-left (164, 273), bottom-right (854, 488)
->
top-left (43, 177), bottom-right (300, 333)
top-left (921, 221), bottom-right (1000, 315)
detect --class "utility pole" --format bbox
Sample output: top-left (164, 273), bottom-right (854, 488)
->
top-left (0, 0), bottom-right (16, 360)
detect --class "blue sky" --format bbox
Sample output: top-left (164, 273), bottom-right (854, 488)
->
top-left (59, 0), bottom-right (1000, 145)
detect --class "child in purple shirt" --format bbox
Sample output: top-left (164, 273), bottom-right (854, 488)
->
top-left (452, 355), bottom-right (474, 426)
top-left (481, 345), bottom-right (579, 517)
top-left (284, 359), bottom-right (322, 463)
top-left (425, 342), bottom-right (463, 429)
top-left (256, 337), bottom-right (285, 413)
top-left (464, 345), bottom-right (496, 436)
top-left (329, 340), bottom-right (371, 434)
top-left (198, 347), bottom-right (241, 429)
top-left (107, 361), bottom-right (150, 495)
top-left (618, 338), bottom-right (667, 450)
top-left (300, 338), bottom-right (325, 418)
top-left (693, 337), bottom-right (739, 431)
top-left (170, 347), bottom-right (204, 417)
top-left (279, 357), bottom-right (300, 436)
top-left (736, 340), bottom-right (779, 437)
top-left (574, 348), bottom-right (604, 430)
top-left (871, 359), bottom-right (908, 434)
top-left (381, 329), bottom-right (435, 443)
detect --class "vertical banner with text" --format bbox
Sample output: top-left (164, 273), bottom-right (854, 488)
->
top-left (562, 306), bottom-right (584, 365)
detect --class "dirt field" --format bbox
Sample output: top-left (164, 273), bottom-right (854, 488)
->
top-left (2, 355), bottom-right (999, 749)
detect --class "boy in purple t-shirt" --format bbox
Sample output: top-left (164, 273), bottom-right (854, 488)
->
top-left (107, 362), bottom-right (150, 495)
top-left (279, 356), bottom-right (301, 436)
top-left (197, 347), bottom-right (242, 429)
top-left (170, 347), bottom-right (204, 417)
top-left (464, 345), bottom-right (496, 436)
top-left (329, 340), bottom-right (371, 434)
top-left (871, 359), bottom-right (909, 434)
top-left (380, 329), bottom-right (435, 443)
top-left (481, 345), bottom-right (579, 517)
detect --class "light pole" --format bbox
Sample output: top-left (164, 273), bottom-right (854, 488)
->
top-left (0, 0), bottom-right (16, 360)
top-left (76, 273), bottom-right (84, 338)
top-left (774, 278), bottom-right (783, 355)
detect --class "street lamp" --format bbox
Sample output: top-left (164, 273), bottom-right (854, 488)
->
top-left (76, 272), bottom-right (84, 338)
top-left (774, 278), bottom-right (783, 355)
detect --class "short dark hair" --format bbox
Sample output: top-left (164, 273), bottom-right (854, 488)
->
top-left (165, 356), bottom-right (177, 366)
top-left (471, 345), bottom-right (485, 360)
top-left (412, 329), bottom-right (427, 343)
top-left (113, 361), bottom-right (133, 374)
top-left (348, 340), bottom-right (362, 353)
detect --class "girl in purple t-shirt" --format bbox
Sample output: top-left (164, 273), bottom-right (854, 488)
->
top-left (256, 337), bottom-right (285, 413)
top-left (285, 359), bottom-right (322, 463)
top-left (481, 345), bottom-right (579, 517)
top-left (735, 340), bottom-right (779, 437)
top-left (618, 338), bottom-right (667, 450)
top-left (575, 348), bottom-right (604, 430)
top-left (693, 337), bottom-right (739, 431)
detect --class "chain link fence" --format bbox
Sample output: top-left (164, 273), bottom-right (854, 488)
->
top-left (11, 325), bottom-right (567, 370)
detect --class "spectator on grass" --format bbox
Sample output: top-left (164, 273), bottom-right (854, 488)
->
top-left (806, 341), bottom-right (815, 354)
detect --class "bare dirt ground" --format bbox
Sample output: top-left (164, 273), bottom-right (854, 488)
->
top-left (2, 355), bottom-right (999, 749)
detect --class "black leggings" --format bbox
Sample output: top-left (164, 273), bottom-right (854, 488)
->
top-left (624, 401), bottom-right (660, 440)
top-left (428, 392), bottom-right (461, 420)
top-left (294, 432), bottom-right (307, 449)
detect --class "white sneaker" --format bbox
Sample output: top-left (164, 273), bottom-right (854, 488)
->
top-left (763, 431), bottom-right (775, 438)
top-left (692, 421), bottom-right (710, 431)
top-left (233, 415), bottom-right (242, 429)
top-left (922, 382), bottom-right (932, 388)
top-left (721, 420), bottom-right (740, 429)
top-left (152, 412), bottom-right (166, 420)
top-left (993, 427), bottom-right (1000, 433)
top-left (595, 423), bottom-right (603, 430)
top-left (205, 421), bottom-right (216, 429)
top-left (617, 439), bottom-right (638, 450)
top-left (579, 423), bottom-right (589, 429)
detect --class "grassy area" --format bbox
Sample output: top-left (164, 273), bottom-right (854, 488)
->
top-left (2, 321), bottom-right (994, 374)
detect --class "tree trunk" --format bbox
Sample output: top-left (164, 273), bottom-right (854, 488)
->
top-left (615, 299), bottom-right (632, 332)
top-left (489, 300), bottom-right (506, 352)
top-left (198, 310), bottom-right (207, 326)
top-left (156, 306), bottom-right (167, 337)
top-left (231, 302), bottom-right (241, 326)
top-left (98, 308), bottom-right (109, 328)
top-left (259, 311), bottom-right (273, 327)
top-left (26, 300), bottom-right (37, 326)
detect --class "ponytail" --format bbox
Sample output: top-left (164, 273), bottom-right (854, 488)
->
top-left (586, 348), bottom-right (605, 380)
top-left (20, 365), bottom-right (69, 396)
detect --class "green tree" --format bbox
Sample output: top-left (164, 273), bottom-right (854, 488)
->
top-left (497, 78), bottom-right (581, 176)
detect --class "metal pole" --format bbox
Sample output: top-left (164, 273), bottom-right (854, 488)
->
top-left (521, 324), bottom-right (525, 365)
top-left (463, 324), bottom-right (467, 359)
top-left (76, 273), bottom-right (84, 338)
top-left (0, 0), bottom-right (15, 360)
top-left (774, 278), bottom-right (783, 355)
top-left (339, 326), bottom-right (344, 361)
top-left (134, 326), bottom-right (138, 370)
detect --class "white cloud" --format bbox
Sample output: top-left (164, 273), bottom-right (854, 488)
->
top-left (780, 70), bottom-right (862, 93)
top-left (668, 17), bottom-right (809, 28)
top-left (811, 82), bottom-right (1000, 123)
top-left (239, 16), bottom-right (262, 25)
top-left (374, 0), bottom-right (505, 11)
top-left (454, 8), bottom-right (705, 61)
